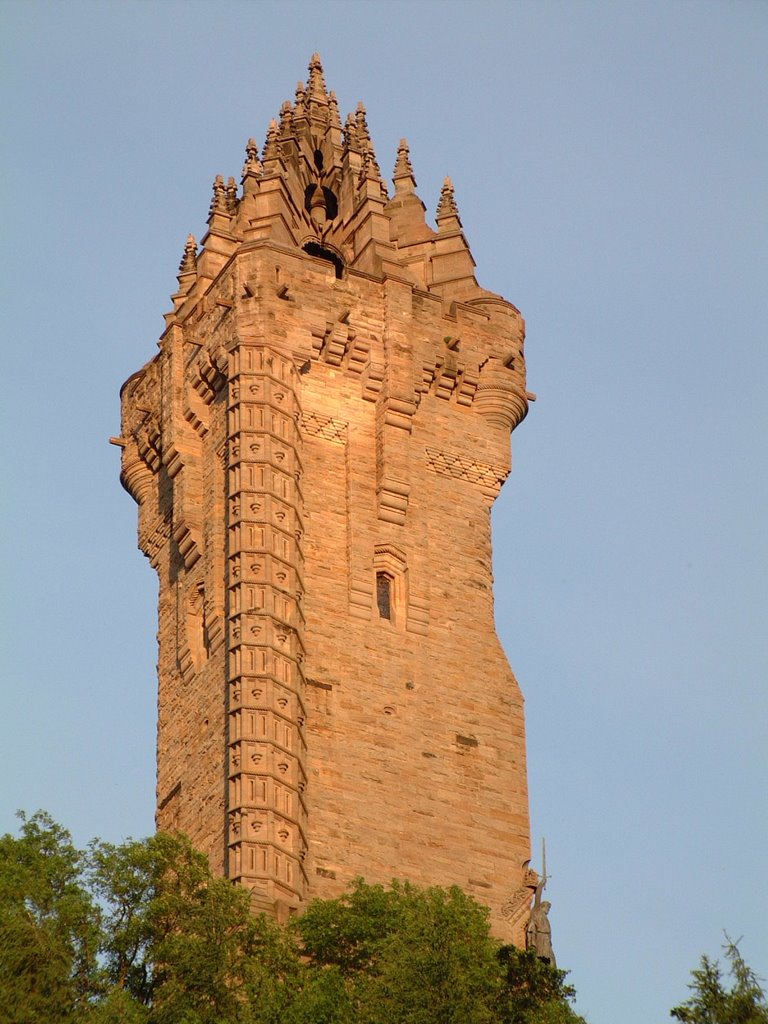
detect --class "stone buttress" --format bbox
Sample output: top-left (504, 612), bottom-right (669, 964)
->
top-left (118, 54), bottom-right (538, 939)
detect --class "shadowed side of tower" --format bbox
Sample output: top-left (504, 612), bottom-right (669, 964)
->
top-left (118, 54), bottom-right (537, 942)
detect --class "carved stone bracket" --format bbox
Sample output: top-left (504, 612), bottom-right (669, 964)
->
top-left (419, 358), bottom-right (478, 407)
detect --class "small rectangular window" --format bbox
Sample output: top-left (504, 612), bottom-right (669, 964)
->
top-left (376, 573), bottom-right (392, 620)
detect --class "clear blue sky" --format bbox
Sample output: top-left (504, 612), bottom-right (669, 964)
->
top-left (2, 2), bottom-right (766, 1021)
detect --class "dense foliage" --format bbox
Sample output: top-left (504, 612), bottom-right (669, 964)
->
top-left (670, 938), bottom-right (768, 1024)
top-left (0, 812), bottom-right (585, 1024)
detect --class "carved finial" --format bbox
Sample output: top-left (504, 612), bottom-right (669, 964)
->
top-left (279, 100), bottom-right (294, 139)
top-left (226, 176), bottom-right (238, 213)
top-left (263, 119), bottom-right (280, 161)
top-left (359, 145), bottom-right (385, 193)
top-left (178, 234), bottom-right (197, 274)
top-left (209, 174), bottom-right (227, 215)
top-left (241, 138), bottom-right (261, 193)
top-left (436, 176), bottom-right (459, 219)
top-left (328, 90), bottom-right (341, 129)
top-left (358, 147), bottom-right (372, 189)
top-left (393, 138), bottom-right (417, 195)
top-left (294, 80), bottom-right (307, 117)
top-left (307, 52), bottom-right (327, 100)
top-left (244, 137), bottom-right (260, 169)
top-left (355, 101), bottom-right (371, 146)
top-left (343, 112), bottom-right (359, 152)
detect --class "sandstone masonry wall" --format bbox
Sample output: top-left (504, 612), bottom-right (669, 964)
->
top-left (118, 54), bottom-right (537, 943)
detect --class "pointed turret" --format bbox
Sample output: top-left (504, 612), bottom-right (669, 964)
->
top-left (436, 176), bottom-right (458, 218)
top-left (293, 80), bottom-right (307, 120)
top-left (436, 176), bottom-right (461, 231)
top-left (262, 119), bottom-right (281, 168)
top-left (343, 112), bottom-right (360, 154)
top-left (357, 146), bottom-right (387, 202)
top-left (279, 101), bottom-right (294, 139)
top-left (392, 138), bottom-right (417, 195)
top-left (386, 138), bottom-right (430, 248)
top-left (169, 234), bottom-right (197, 312)
top-left (241, 138), bottom-right (261, 196)
top-left (355, 102), bottom-right (371, 148)
top-left (209, 175), bottom-right (227, 217)
top-left (430, 175), bottom-right (476, 298)
top-left (198, 175), bottom-right (238, 283)
top-left (225, 177), bottom-right (238, 215)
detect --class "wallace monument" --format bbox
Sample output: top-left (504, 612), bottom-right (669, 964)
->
top-left (117, 55), bottom-right (538, 945)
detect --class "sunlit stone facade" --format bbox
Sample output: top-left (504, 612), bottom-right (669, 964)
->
top-left (118, 55), bottom-right (536, 942)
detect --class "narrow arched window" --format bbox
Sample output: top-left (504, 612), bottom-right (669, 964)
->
top-left (376, 572), bottom-right (392, 620)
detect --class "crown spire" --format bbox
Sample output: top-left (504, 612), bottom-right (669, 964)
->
top-left (307, 52), bottom-right (327, 101)
top-left (393, 138), bottom-right (417, 195)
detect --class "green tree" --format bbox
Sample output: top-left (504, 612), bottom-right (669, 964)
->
top-left (89, 831), bottom-right (303, 1024)
top-left (0, 811), bottom-right (101, 1023)
top-left (497, 944), bottom-right (584, 1024)
top-left (0, 814), bottom-right (587, 1024)
top-left (294, 878), bottom-right (585, 1024)
top-left (671, 938), bottom-right (768, 1024)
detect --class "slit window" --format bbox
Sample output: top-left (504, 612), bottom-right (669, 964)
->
top-left (376, 573), bottom-right (392, 620)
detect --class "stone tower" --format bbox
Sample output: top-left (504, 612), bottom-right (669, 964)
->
top-left (118, 55), bottom-right (536, 942)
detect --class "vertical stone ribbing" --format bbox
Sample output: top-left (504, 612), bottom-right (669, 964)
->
top-left (225, 343), bottom-right (308, 914)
